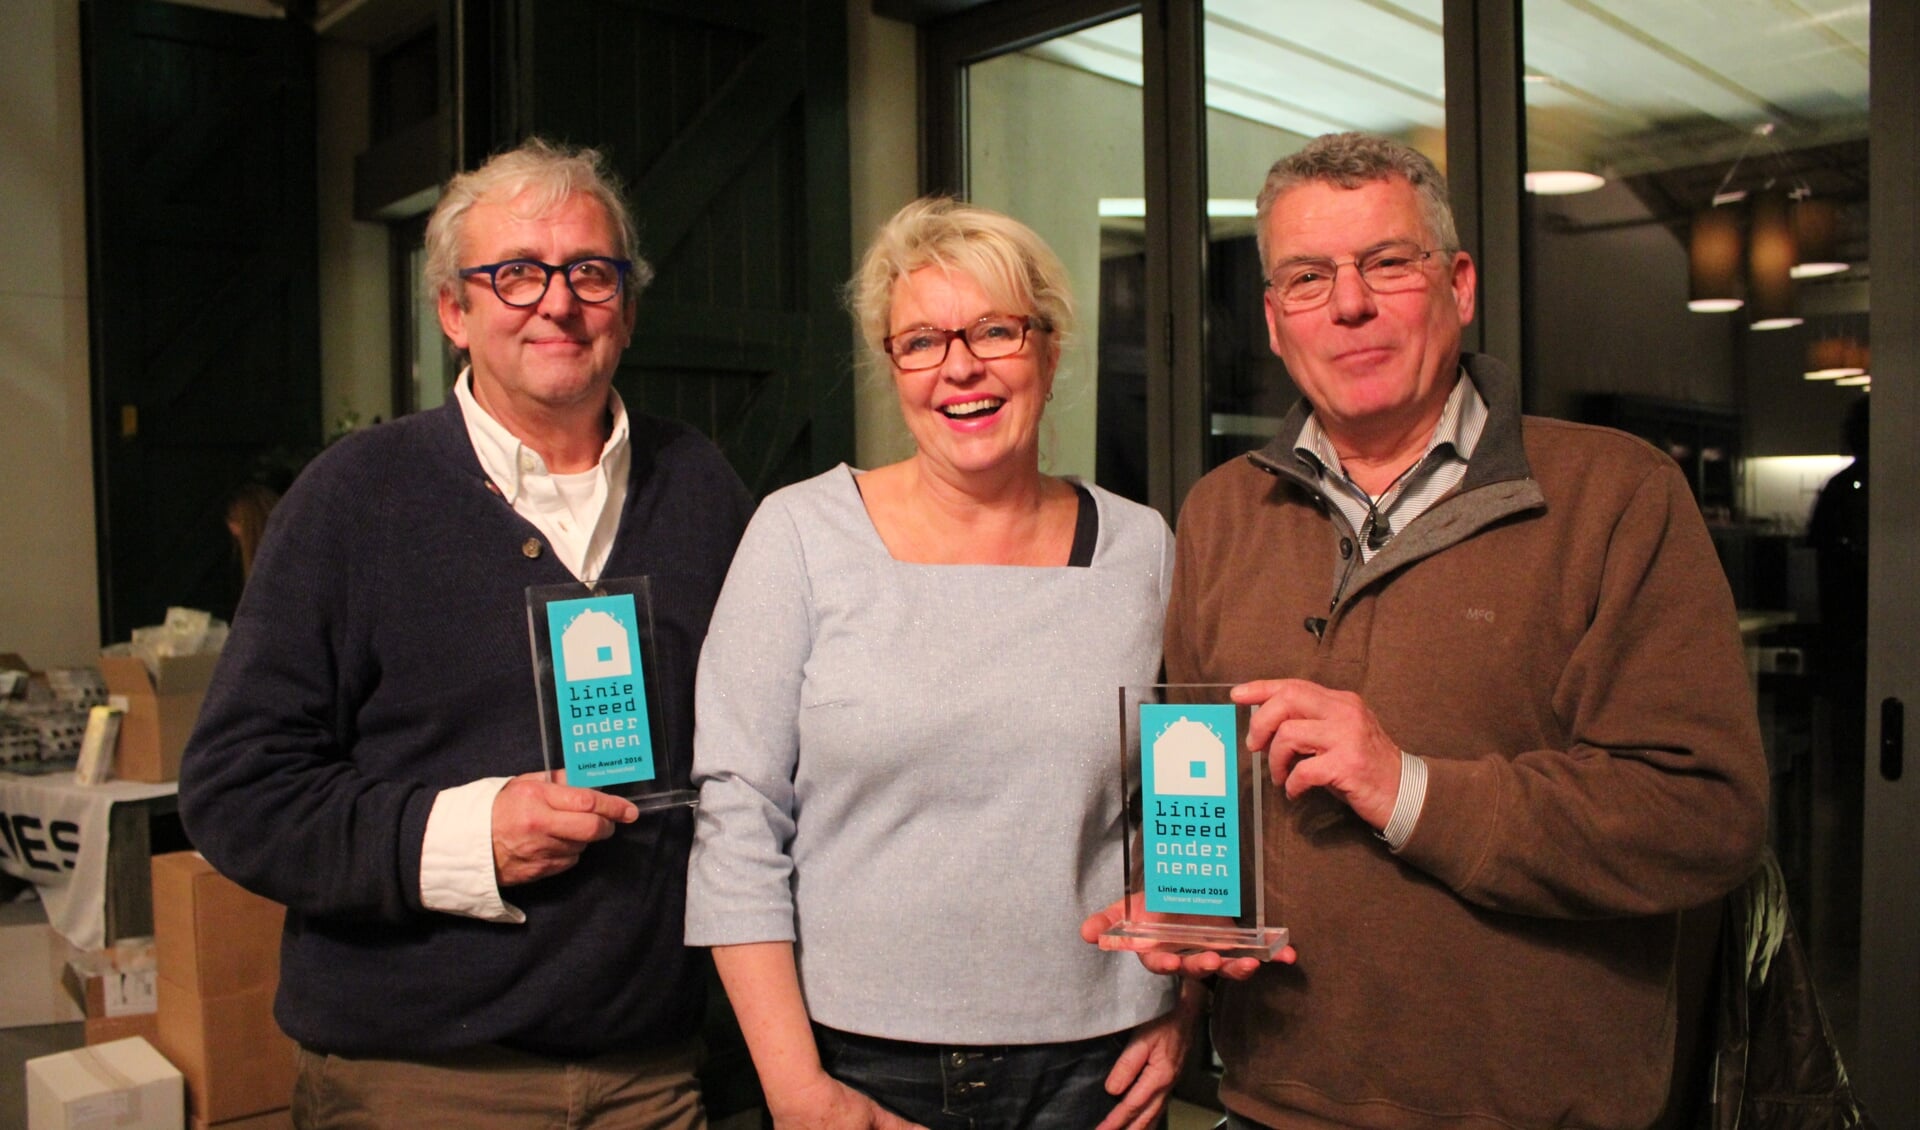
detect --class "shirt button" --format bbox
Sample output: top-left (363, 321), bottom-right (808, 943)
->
top-left (521, 538), bottom-right (542, 559)
top-left (1339, 537), bottom-right (1354, 559)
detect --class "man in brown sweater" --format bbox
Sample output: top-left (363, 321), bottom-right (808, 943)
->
top-left (1091, 133), bottom-right (1768, 1128)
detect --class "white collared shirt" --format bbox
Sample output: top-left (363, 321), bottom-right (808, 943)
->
top-left (419, 370), bottom-right (632, 923)
top-left (454, 370), bottom-right (632, 584)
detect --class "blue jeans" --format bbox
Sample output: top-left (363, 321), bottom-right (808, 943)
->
top-left (813, 1025), bottom-right (1132, 1130)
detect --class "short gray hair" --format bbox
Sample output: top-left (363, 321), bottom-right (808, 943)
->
top-left (424, 137), bottom-right (654, 309)
top-left (1255, 132), bottom-right (1459, 265)
top-left (847, 196), bottom-right (1075, 364)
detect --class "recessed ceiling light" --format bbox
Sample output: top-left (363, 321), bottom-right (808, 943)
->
top-left (1688, 298), bottom-right (1744, 313)
top-left (1834, 375), bottom-right (1871, 387)
top-left (1803, 368), bottom-right (1863, 380)
top-left (1789, 262), bottom-right (1850, 279)
top-left (1750, 317), bottom-right (1804, 331)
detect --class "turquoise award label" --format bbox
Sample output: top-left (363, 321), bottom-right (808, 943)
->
top-left (1140, 702), bottom-right (1241, 916)
top-left (543, 593), bottom-right (657, 787)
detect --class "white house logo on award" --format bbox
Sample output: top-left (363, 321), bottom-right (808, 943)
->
top-left (1152, 715), bottom-right (1228, 797)
top-left (561, 608), bottom-right (632, 680)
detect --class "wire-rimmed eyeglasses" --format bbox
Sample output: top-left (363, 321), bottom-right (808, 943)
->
top-left (1266, 243), bottom-right (1444, 311)
top-left (882, 314), bottom-right (1046, 371)
top-left (459, 257), bottom-right (633, 308)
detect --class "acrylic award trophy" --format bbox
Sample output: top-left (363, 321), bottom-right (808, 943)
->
top-left (526, 577), bottom-right (694, 813)
top-left (1099, 684), bottom-right (1289, 959)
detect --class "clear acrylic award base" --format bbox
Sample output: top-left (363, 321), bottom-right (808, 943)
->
top-left (1098, 912), bottom-right (1289, 961)
top-left (1099, 684), bottom-right (1289, 961)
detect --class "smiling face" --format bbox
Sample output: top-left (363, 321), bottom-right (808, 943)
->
top-left (888, 265), bottom-right (1057, 487)
top-left (437, 189), bottom-right (636, 430)
top-left (1261, 175), bottom-right (1476, 453)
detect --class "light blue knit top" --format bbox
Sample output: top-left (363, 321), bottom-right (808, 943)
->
top-left (686, 464), bottom-right (1177, 1042)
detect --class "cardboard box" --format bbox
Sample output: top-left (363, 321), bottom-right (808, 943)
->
top-left (25, 1036), bottom-right (184, 1130)
top-left (0, 902), bottom-right (85, 1028)
top-left (155, 976), bottom-right (298, 1123)
top-left (61, 942), bottom-right (160, 1045)
top-left (96, 651), bottom-right (221, 782)
top-left (62, 947), bottom-right (159, 1018)
top-left (192, 1108), bottom-right (293, 1130)
top-left (151, 851), bottom-right (283, 997)
top-left (84, 1010), bottom-right (162, 1047)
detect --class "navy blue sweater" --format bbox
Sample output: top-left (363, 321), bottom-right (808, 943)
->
top-left (179, 399), bottom-right (751, 1057)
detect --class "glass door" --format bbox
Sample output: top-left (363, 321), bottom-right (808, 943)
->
top-left (1199, 1), bottom-right (1449, 472)
top-left (962, 13), bottom-right (1150, 494)
top-left (1518, 0), bottom-right (1872, 1068)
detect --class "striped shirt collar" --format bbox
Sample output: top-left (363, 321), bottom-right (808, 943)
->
top-left (1294, 371), bottom-right (1488, 559)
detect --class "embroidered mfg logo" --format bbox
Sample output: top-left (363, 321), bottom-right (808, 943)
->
top-left (544, 594), bottom-right (656, 786)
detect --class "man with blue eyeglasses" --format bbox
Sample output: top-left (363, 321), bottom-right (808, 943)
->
top-left (181, 138), bottom-right (750, 1128)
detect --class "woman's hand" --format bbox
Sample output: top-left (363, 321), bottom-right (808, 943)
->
top-left (767, 1072), bottom-right (929, 1130)
top-left (712, 944), bottom-right (930, 1130)
top-left (1094, 980), bottom-right (1208, 1130)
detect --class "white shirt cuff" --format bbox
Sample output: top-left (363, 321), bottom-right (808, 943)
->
top-left (421, 777), bottom-right (525, 924)
top-left (1379, 752), bottom-right (1429, 850)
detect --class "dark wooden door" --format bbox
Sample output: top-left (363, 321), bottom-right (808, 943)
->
top-left (484, 0), bottom-right (854, 496)
top-left (84, 0), bottom-right (320, 642)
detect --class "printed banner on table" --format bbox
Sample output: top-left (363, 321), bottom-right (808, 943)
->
top-left (0, 773), bottom-right (177, 949)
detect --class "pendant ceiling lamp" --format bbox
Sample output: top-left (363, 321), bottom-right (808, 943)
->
top-left (1688, 204), bottom-right (1744, 313)
top-left (1790, 196), bottom-right (1848, 278)
top-left (1746, 190), bottom-right (1801, 330)
top-left (1804, 334), bottom-right (1868, 381)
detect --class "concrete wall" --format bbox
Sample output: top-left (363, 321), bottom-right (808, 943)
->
top-left (0, 1), bottom-right (101, 667)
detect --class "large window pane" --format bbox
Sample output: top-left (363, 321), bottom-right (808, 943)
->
top-left (1200, 1), bottom-right (1448, 471)
top-left (966, 15), bottom-right (1146, 493)
top-left (1522, 0), bottom-right (1871, 1061)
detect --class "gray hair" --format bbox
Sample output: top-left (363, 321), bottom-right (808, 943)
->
top-left (1255, 132), bottom-right (1459, 265)
top-left (423, 137), bottom-right (654, 309)
top-left (847, 196), bottom-right (1075, 364)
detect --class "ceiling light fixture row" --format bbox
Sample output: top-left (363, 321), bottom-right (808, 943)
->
top-left (1686, 123), bottom-right (1850, 330)
top-left (1804, 333), bottom-right (1870, 387)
